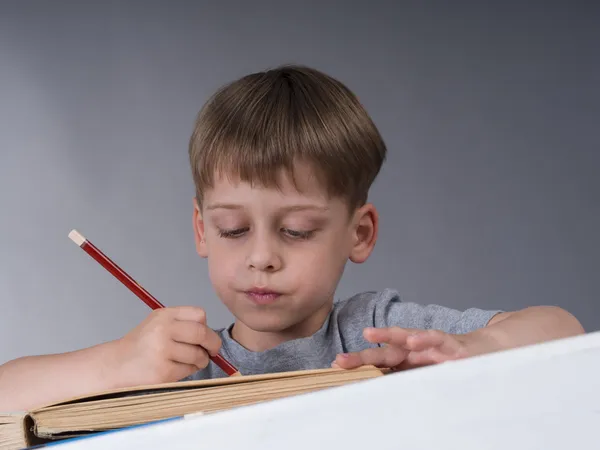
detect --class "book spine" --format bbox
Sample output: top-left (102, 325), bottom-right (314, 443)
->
top-left (24, 413), bottom-right (204, 448)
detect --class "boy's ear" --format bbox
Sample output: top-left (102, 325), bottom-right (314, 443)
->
top-left (348, 203), bottom-right (378, 264)
top-left (192, 198), bottom-right (208, 258)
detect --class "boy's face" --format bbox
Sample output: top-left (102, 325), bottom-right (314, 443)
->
top-left (193, 163), bottom-right (378, 349)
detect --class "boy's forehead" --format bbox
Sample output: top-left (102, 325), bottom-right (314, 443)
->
top-left (205, 165), bottom-right (330, 205)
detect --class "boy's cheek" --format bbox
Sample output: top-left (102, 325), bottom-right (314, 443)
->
top-left (207, 257), bottom-right (238, 288)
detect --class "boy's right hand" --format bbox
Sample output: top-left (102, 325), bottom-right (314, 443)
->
top-left (111, 306), bottom-right (221, 386)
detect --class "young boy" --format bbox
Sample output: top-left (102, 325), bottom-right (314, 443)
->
top-left (0, 65), bottom-right (584, 411)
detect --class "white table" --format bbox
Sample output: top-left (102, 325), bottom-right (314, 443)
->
top-left (53, 330), bottom-right (600, 449)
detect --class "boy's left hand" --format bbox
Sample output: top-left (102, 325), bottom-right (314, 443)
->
top-left (332, 327), bottom-right (474, 371)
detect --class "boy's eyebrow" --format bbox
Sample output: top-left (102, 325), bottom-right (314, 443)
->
top-left (205, 203), bottom-right (330, 212)
top-left (205, 203), bottom-right (243, 210)
top-left (281, 204), bottom-right (330, 212)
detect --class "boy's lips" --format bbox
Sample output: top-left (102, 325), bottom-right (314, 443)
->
top-left (244, 287), bottom-right (282, 305)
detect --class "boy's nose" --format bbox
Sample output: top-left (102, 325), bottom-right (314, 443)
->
top-left (246, 238), bottom-right (282, 272)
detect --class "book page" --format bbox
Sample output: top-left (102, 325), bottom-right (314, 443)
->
top-left (31, 366), bottom-right (383, 411)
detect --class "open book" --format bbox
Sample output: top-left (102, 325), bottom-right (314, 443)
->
top-left (0, 365), bottom-right (384, 449)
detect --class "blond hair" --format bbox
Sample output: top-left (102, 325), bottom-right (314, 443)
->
top-left (189, 65), bottom-right (386, 210)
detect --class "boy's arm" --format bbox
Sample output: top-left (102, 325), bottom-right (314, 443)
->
top-left (466, 305), bottom-right (585, 355)
top-left (333, 305), bottom-right (585, 370)
top-left (0, 340), bottom-right (125, 411)
top-left (0, 306), bottom-right (223, 412)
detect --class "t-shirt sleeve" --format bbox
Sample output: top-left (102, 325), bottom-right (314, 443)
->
top-left (370, 289), bottom-right (503, 334)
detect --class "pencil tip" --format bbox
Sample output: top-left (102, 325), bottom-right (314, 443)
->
top-left (68, 229), bottom-right (86, 246)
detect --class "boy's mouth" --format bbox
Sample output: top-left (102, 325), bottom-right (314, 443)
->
top-left (244, 287), bottom-right (282, 305)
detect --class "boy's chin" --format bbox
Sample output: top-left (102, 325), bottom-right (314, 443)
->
top-left (237, 314), bottom-right (298, 333)
top-left (235, 306), bottom-right (330, 338)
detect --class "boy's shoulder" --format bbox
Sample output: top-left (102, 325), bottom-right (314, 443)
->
top-left (332, 288), bottom-right (502, 335)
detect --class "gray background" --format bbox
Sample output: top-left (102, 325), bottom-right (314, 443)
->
top-left (0, 1), bottom-right (598, 364)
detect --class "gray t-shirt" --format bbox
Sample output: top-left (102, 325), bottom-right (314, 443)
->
top-left (184, 288), bottom-right (501, 380)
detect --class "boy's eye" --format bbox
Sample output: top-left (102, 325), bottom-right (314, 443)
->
top-left (282, 228), bottom-right (314, 240)
top-left (217, 227), bottom-right (315, 240)
top-left (218, 227), bottom-right (248, 238)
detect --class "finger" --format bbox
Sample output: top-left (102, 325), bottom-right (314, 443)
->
top-left (170, 322), bottom-right (222, 356)
top-left (406, 331), bottom-right (467, 359)
top-left (407, 348), bottom-right (451, 365)
top-left (168, 341), bottom-right (210, 369)
top-left (404, 330), bottom-right (448, 352)
top-left (334, 346), bottom-right (408, 369)
top-left (332, 352), bottom-right (364, 369)
top-left (394, 347), bottom-right (460, 371)
top-left (170, 362), bottom-right (203, 381)
top-left (170, 306), bottom-right (207, 324)
top-left (363, 327), bottom-right (420, 347)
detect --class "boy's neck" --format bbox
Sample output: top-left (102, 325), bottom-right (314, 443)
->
top-left (230, 302), bottom-right (333, 352)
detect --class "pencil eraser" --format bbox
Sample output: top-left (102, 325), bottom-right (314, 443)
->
top-left (68, 229), bottom-right (86, 246)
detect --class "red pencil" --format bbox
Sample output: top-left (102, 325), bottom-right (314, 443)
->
top-left (68, 229), bottom-right (240, 377)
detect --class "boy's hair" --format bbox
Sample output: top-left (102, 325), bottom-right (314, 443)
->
top-left (188, 64), bottom-right (386, 210)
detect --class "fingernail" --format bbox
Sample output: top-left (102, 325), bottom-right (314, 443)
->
top-left (338, 353), bottom-right (349, 359)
